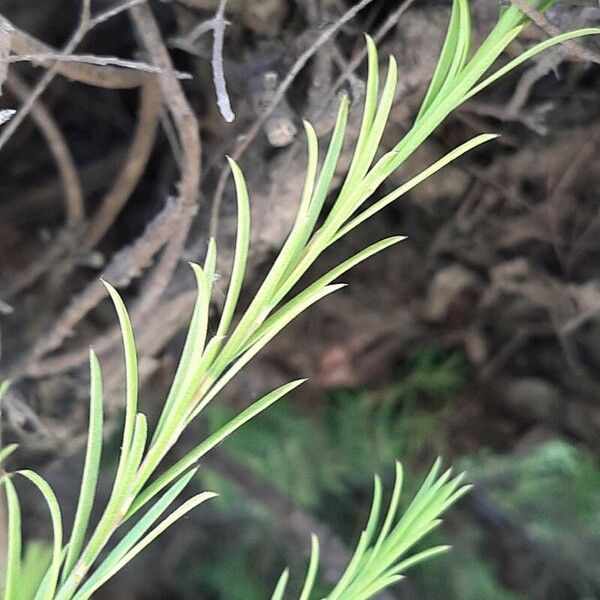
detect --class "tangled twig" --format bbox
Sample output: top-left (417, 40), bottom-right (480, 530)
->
top-left (5, 72), bottom-right (84, 226)
top-left (10, 200), bottom-right (197, 379)
top-left (0, 0), bottom-right (92, 151)
top-left (2, 73), bottom-right (84, 299)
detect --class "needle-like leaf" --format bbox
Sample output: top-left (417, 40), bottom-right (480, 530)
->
top-left (102, 281), bottom-right (138, 482)
top-left (125, 379), bottom-right (306, 520)
top-left (61, 350), bottom-right (104, 582)
top-left (75, 469), bottom-right (199, 597)
top-left (16, 470), bottom-right (63, 600)
top-left (269, 568), bottom-right (290, 600)
top-left (215, 157), bottom-right (251, 339)
top-left (299, 534), bottom-right (320, 600)
top-left (2, 477), bottom-right (22, 600)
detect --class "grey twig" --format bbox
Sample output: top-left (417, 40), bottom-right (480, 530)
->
top-left (212, 0), bottom-right (234, 122)
top-left (170, 0), bottom-right (234, 122)
top-left (88, 0), bottom-right (147, 28)
top-left (9, 54), bottom-right (192, 79)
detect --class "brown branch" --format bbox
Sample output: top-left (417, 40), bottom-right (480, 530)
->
top-left (2, 230), bottom-right (79, 301)
top-left (26, 289), bottom-right (197, 381)
top-left (0, 0), bottom-right (93, 151)
top-left (5, 3), bottom-right (148, 90)
top-left (5, 72), bottom-right (84, 226)
top-left (88, 0), bottom-right (147, 29)
top-left (2, 73), bottom-right (85, 299)
top-left (2, 80), bottom-right (160, 298)
top-left (6, 2), bottom-right (201, 381)
top-left (129, 3), bottom-right (201, 316)
top-left (83, 81), bottom-right (161, 249)
top-left (8, 53), bottom-right (191, 80)
top-left (10, 199), bottom-right (196, 380)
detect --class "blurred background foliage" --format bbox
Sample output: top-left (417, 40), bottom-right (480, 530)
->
top-left (159, 350), bottom-right (600, 599)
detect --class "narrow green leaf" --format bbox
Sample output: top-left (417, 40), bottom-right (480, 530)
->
top-left (0, 379), bottom-right (10, 402)
top-left (16, 470), bottom-right (63, 600)
top-left (75, 469), bottom-right (199, 599)
top-left (270, 568), bottom-right (290, 600)
top-left (327, 477), bottom-right (382, 600)
top-left (266, 96), bottom-right (350, 291)
top-left (21, 542), bottom-right (54, 600)
top-left (366, 462), bottom-right (403, 568)
top-left (262, 237), bottom-right (404, 342)
top-left (124, 414), bottom-right (148, 488)
top-left (62, 350), bottom-right (104, 582)
top-left (440, 0), bottom-right (472, 92)
top-left (33, 547), bottom-right (69, 600)
top-left (347, 573), bottom-right (403, 600)
top-left (391, 544), bottom-right (451, 575)
top-left (75, 491), bottom-right (217, 599)
top-left (303, 95), bottom-right (349, 241)
top-left (416, 0), bottom-right (462, 121)
top-left (278, 120), bottom-right (320, 279)
top-left (465, 27), bottom-right (600, 101)
top-left (102, 281), bottom-right (138, 484)
top-left (0, 443), bottom-right (18, 466)
top-left (152, 261), bottom-right (213, 445)
top-left (298, 121), bottom-right (320, 219)
top-left (214, 99), bottom-right (348, 374)
top-left (203, 236), bottom-right (218, 279)
top-left (2, 478), bottom-right (22, 600)
top-left (334, 133), bottom-right (497, 243)
top-left (299, 534), bottom-right (320, 600)
top-left (338, 34), bottom-right (379, 196)
top-left (352, 55), bottom-right (398, 186)
top-left (326, 56), bottom-right (398, 231)
top-left (377, 519), bottom-right (444, 573)
top-left (215, 158), bottom-right (251, 339)
top-left (192, 285), bottom-right (345, 421)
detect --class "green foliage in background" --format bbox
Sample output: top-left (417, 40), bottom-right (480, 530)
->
top-left (206, 349), bottom-right (466, 508)
top-left (195, 427), bottom-right (600, 599)
top-left (462, 441), bottom-right (600, 569)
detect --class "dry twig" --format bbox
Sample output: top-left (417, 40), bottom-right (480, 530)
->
top-left (0, 0), bottom-right (93, 151)
top-left (10, 199), bottom-right (197, 380)
top-left (510, 0), bottom-right (600, 65)
top-left (5, 73), bottom-right (83, 226)
top-left (2, 73), bottom-right (85, 299)
top-left (83, 81), bottom-right (161, 249)
top-left (129, 3), bottom-right (202, 316)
